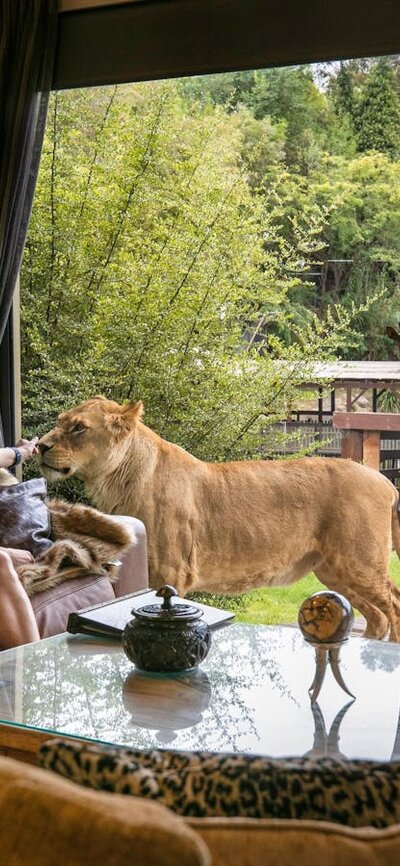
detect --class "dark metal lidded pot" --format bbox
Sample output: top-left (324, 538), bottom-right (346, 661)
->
top-left (122, 585), bottom-right (212, 673)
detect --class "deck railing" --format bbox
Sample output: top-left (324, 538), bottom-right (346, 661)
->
top-left (267, 421), bottom-right (342, 456)
top-left (268, 418), bottom-right (400, 486)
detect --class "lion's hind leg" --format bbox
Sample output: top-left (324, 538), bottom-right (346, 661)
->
top-left (314, 564), bottom-right (395, 641)
top-left (389, 582), bottom-right (400, 642)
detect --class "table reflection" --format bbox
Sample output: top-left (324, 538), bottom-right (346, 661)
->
top-left (122, 668), bottom-right (212, 744)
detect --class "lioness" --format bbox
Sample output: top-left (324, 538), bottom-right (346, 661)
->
top-left (38, 396), bottom-right (400, 641)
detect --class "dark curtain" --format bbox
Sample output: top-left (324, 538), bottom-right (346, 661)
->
top-left (0, 0), bottom-right (58, 441)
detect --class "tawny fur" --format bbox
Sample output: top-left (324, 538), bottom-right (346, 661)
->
top-left (0, 468), bottom-right (18, 487)
top-left (38, 396), bottom-right (400, 641)
top-left (0, 470), bottom-right (132, 595)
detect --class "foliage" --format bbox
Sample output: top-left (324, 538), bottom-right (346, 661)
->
top-left (310, 151), bottom-right (400, 357)
top-left (354, 58), bottom-right (400, 158)
top-left (21, 80), bottom-right (363, 464)
top-left (179, 60), bottom-right (400, 358)
top-left (183, 65), bottom-right (352, 170)
top-left (20, 59), bottom-right (400, 467)
top-left (331, 62), bottom-right (355, 118)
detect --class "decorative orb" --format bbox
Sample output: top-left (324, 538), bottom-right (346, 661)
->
top-left (298, 591), bottom-right (354, 644)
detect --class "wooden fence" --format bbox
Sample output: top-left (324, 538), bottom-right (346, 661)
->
top-left (268, 418), bottom-right (400, 486)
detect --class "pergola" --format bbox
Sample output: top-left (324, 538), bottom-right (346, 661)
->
top-left (294, 361), bottom-right (400, 421)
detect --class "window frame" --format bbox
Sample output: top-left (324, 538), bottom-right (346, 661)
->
top-left (3, 0), bottom-right (400, 442)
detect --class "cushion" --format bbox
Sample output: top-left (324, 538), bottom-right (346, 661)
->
top-left (31, 574), bottom-right (115, 638)
top-left (0, 478), bottom-right (52, 557)
top-left (0, 755), bottom-right (209, 866)
top-left (38, 740), bottom-right (400, 829)
top-left (190, 818), bottom-right (400, 866)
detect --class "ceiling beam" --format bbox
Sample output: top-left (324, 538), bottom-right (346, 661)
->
top-left (54, 0), bottom-right (400, 91)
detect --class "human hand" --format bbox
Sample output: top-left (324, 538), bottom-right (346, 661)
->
top-left (15, 437), bottom-right (39, 463)
top-left (2, 548), bottom-right (34, 567)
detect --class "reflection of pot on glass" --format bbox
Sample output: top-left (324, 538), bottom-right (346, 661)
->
top-left (122, 667), bottom-right (212, 741)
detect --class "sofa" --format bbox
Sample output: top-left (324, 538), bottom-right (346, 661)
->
top-left (30, 515), bottom-right (149, 638)
top-left (3, 749), bottom-right (400, 866)
top-left (0, 756), bottom-right (208, 866)
top-left (190, 816), bottom-right (400, 866)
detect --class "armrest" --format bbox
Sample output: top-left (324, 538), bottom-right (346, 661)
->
top-left (0, 756), bottom-right (209, 866)
top-left (108, 516), bottom-right (149, 596)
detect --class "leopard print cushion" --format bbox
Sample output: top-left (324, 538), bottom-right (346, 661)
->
top-left (38, 739), bottom-right (400, 828)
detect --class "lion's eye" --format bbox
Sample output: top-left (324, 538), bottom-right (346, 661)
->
top-left (71, 424), bottom-right (86, 435)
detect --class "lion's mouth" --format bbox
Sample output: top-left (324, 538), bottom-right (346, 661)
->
top-left (41, 461), bottom-right (71, 476)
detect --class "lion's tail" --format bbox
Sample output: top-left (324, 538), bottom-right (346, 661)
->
top-left (388, 493), bottom-right (400, 624)
top-left (390, 490), bottom-right (400, 614)
top-left (393, 489), bottom-right (400, 561)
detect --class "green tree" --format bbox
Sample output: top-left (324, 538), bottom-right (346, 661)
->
top-left (183, 66), bottom-right (353, 171)
top-left (306, 151), bottom-right (400, 358)
top-left (180, 70), bottom-right (255, 111)
top-left (354, 58), bottom-right (400, 158)
top-left (331, 62), bottom-right (355, 118)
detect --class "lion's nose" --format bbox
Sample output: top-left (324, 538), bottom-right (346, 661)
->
top-left (38, 442), bottom-right (51, 455)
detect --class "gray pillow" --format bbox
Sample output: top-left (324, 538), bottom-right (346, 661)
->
top-left (0, 478), bottom-right (52, 557)
top-left (38, 739), bottom-right (400, 828)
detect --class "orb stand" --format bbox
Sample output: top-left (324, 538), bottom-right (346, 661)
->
top-left (307, 643), bottom-right (355, 704)
top-left (298, 591), bottom-right (356, 704)
top-left (304, 699), bottom-right (354, 759)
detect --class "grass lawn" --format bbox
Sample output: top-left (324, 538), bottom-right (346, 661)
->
top-left (189, 553), bottom-right (400, 626)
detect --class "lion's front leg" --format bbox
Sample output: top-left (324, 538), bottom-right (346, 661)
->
top-left (148, 522), bottom-right (199, 596)
top-left (149, 559), bottom-right (200, 597)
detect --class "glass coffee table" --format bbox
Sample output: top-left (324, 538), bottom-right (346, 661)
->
top-left (0, 622), bottom-right (400, 764)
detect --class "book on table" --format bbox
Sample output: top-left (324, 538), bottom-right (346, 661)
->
top-left (67, 588), bottom-right (235, 639)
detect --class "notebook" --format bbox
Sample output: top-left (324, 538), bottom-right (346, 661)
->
top-left (67, 589), bottom-right (235, 639)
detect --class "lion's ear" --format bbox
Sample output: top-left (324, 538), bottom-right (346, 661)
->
top-left (122, 400), bottom-right (144, 421)
top-left (105, 401), bottom-right (144, 439)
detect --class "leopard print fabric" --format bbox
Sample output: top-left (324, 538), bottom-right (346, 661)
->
top-left (39, 739), bottom-right (400, 828)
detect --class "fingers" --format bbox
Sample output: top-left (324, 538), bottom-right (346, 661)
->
top-left (2, 548), bottom-right (34, 566)
top-left (14, 437), bottom-right (39, 460)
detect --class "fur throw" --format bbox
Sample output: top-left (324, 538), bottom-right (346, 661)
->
top-left (18, 500), bottom-right (133, 596)
top-left (0, 469), bottom-right (133, 596)
top-left (0, 468), bottom-right (18, 487)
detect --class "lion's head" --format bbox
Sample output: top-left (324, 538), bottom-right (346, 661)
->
top-left (38, 397), bottom-right (144, 483)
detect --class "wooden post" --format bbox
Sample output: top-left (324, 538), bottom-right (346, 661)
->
top-left (363, 430), bottom-right (381, 470)
top-left (318, 388), bottom-right (323, 423)
top-left (341, 429), bottom-right (363, 462)
top-left (333, 412), bottom-right (400, 471)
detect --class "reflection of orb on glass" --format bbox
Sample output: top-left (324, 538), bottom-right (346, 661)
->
top-left (298, 591), bottom-right (354, 644)
top-left (155, 729), bottom-right (178, 745)
top-left (122, 667), bottom-right (212, 732)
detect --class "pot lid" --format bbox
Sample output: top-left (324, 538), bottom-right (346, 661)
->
top-left (133, 585), bottom-right (203, 623)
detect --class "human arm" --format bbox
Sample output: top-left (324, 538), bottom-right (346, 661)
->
top-left (0, 549), bottom-right (39, 647)
top-left (1, 548), bottom-right (34, 566)
top-left (0, 437), bottom-right (39, 469)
